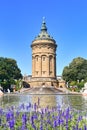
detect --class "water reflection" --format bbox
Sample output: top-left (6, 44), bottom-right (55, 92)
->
top-left (66, 95), bottom-right (87, 112)
top-left (0, 93), bottom-right (87, 112)
top-left (0, 94), bottom-right (31, 108)
top-left (32, 95), bottom-right (56, 108)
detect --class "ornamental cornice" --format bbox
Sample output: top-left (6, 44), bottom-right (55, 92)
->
top-left (31, 39), bottom-right (57, 47)
top-left (32, 52), bottom-right (56, 56)
top-left (32, 39), bottom-right (56, 43)
top-left (31, 42), bottom-right (57, 49)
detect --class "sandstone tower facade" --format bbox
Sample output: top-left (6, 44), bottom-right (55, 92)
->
top-left (30, 18), bottom-right (58, 87)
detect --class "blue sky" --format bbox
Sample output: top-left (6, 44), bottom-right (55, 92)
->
top-left (0, 0), bottom-right (87, 76)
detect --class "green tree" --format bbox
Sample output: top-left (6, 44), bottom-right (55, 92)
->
top-left (70, 81), bottom-right (77, 86)
top-left (62, 57), bottom-right (87, 82)
top-left (0, 57), bottom-right (22, 90)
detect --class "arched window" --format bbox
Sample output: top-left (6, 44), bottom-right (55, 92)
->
top-left (35, 55), bottom-right (39, 61)
top-left (41, 55), bottom-right (47, 76)
top-left (43, 56), bottom-right (45, 61)
top-left (36, 57), bottom-right (38, 61)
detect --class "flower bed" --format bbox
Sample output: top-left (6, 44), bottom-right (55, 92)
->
top-left (0, 99), bottom-right (87, 130)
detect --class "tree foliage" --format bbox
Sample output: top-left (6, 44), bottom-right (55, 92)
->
top-left (62, 57), bottom-right (87, 82)
top-left (0, 57), bottom-right (22, 89)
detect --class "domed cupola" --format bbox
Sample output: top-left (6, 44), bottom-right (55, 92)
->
top-left (35, 18), bottom-right (54, 41)
top-left (31, 18), bottom-right (57, 47)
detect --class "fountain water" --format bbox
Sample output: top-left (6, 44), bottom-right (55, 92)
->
top-left (25, 86), bottom-right (62, 95)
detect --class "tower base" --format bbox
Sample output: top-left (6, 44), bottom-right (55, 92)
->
top-left (28, 77), bottom-right (58, 87)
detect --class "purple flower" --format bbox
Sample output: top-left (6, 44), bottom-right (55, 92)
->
top-left (0, 108), bottom-right (3, 115)
top-left (21, 124), bottom-right (27, 130)
top-left (79, 128), bottom-right (82, 130)
top-left (78, 115), bottom-right (82, 122)
top-left (26, 105), bottom-right (30, 111)
top-left (41, 109), bottom-right (44, 115)
top-left (38, 97), bottom-right (40, 106)
top-left (84, 125), bottom-right (87, 130)
top-left (57, 116), bottom-right (61, 126)
top-left (47, 119), bottom-right (52, 125)
top-left (20, 103), bottom-right (25, 110)
top-left (6, 112), bottom-right (10, 121)
top-left (9, 119), bottom-right (15, 129)
top-left (40, 123), bottom-right (43, 130)
top-left (53, 120), bottom-right (57, 128)
top-left (65, 125), bottom-right (68, 130)
top-left (11, 106), bottom-right (14, 110)
top-left (72, 126), bottom-right (75, 130)
top-left (76, 124), bottom-right (78, 130)
top-left (16, 111), bottom-right (20, 117)
top-left (22, 113), bottom-right (27, 124)
top-left (32, 124), bottom-right (36, 130)
top-left (0, 118), bottom-right (1, 126)
top-left (34, 103), bottom-right (37, 111)
top-left (45, 108), bottom-right (47, 113)
top-left (33, 114), bottom-right (37, 120)
top-left (60, 119), bottom-right (64, 125)
top-left (31, 116), bottom-right (34, 124)
top-left (26, 103), bottom-right (31, 111)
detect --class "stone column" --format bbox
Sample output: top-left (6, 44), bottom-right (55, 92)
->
top-left (54, 55), bottom-right (56, 77)
top-left (32, 56), bottom-right (35, 77)
top-left (34, 56), bottom-right (36, 77)
top-left (52, 55), bottom-right (55, 77)
top-left (38, 55), bottom-right (42, 77)
top-left (46, 55), bottom-right (49, 77)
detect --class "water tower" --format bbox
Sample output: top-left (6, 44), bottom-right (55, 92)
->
top-left (30, 18), bottom-right (57, 87)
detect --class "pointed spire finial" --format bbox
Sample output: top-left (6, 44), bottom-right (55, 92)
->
top-left (41, 17), bottom-right (47, 32)
top-left (42, 17), bottom-right (45, 23)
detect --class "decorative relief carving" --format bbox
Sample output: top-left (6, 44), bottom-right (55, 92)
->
top-left (32, 42), bottom-right (56, 49)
